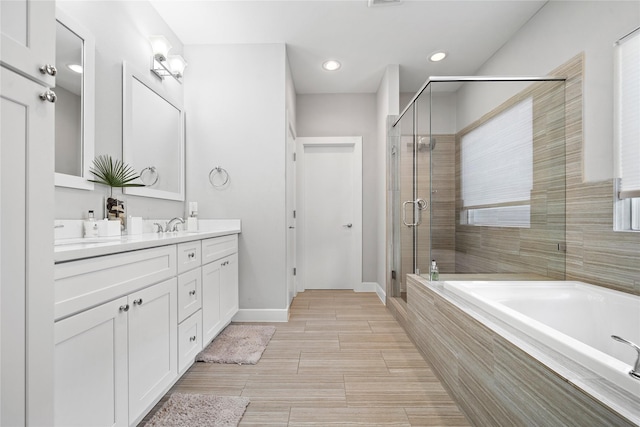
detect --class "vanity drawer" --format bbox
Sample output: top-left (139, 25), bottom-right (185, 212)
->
top-left (178, 310), bottom-right (203, 373)
top-left (202, 234), bottom-right (237, 264)
top-left (54, 245), bottom-right (176, 320)
top-left (177, 241), bottom-right (202, 274)
top-left (177, 267), bottom-right (202, 323)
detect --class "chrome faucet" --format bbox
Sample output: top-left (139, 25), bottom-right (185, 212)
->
top-left (165, 217), bottom-right (185, 232)
top-left (611, 335), bottom-right (640, 380)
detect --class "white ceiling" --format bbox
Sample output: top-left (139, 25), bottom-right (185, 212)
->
top-left (150, 0), bottom-right (548, 94)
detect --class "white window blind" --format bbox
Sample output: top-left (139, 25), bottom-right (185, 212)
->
top-left (616, 28), bottom-right (640, 199)
top-left (461, 98), bottom-right (533, 217)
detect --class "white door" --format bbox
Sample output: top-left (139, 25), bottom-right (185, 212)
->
top-left (286, 120), bottom-right (297, 302)
top-left (297, 137), bottom-right (362, 290)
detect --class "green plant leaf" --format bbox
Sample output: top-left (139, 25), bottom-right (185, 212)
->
top-left (88, 155), bottom-right (146, 188)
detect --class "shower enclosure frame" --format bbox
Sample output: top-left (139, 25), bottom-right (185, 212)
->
top-left (389, 75), bottom-right (567, 303)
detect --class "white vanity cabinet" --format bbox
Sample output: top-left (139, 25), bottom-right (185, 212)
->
top-left (128, 279), bottom-right (177, 423)
top-left (54, 246), bottom-right (178, 427)
top-left (202, 235), bottom-right (239, 344)
top-left (54, 278), bottom-right (178, 427)
top-left (53, 231), bottom-right (239, 426)
top-left (176, 241), bottom-right (204, 373)
top-left (54, 296), bottom-right (128, 427)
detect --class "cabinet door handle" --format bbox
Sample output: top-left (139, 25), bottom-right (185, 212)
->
top-left (189, 336), bottom-right (197, 342)
top-left (189, 290), bottom-right (196, 296)
top-left (133, 298), bottom-right (143, 306)
top-left (188, 252), bottom-right (195, 259)
top-left (39, 90), bottom-right (57, 103)
top-left (119, 304), bottom-right (129, 312)
top-left (39, 64), bottom-right (57, 76)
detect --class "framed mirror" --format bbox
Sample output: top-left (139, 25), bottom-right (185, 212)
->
top-left (54, 8), bottom-right (95, 190)
top-left (122, 62), bottom-right (185, 201)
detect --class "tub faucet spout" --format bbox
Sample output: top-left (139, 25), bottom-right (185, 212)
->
top-left (611, 335), bottom-right (640, 380)
top-left (165, 217), bottom-right (185, 232)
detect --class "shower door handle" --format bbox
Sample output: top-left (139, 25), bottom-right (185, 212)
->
top-left (403, 199), bottom-right (429, 227)
top-left (402, 200), bottom-right (416, 227)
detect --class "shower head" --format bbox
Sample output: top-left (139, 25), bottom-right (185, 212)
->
top-left (418, 136), bottom-right (436, 152)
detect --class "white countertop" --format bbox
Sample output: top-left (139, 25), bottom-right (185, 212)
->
top-left (54, 219), bottom-right (241, 263)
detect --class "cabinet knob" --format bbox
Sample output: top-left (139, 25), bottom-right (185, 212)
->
top-left (189, 290), bottom-right (196, 296)
top-left (39, 64), bottom-right (57, 76)
top-left (39, 90), bottom-right (57, 103)
top-left (190, 336), bottom-right (197, 342)
top-left (133, 298), bottom-right (143, 306)
top-left (188, 252), bottom-right (195, 259)
top-left (119, 304), bottom-right (129, 312)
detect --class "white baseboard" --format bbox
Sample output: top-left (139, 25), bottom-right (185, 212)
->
top-left (355, 282), bottom-right (386, 305)
top-left (232, 308), bottom-right (289, 323)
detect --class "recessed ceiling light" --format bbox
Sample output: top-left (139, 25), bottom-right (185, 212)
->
top-left (67, 63), bottom-right (83, 73)
top-left (322, 60), bottom-right (341, 71)
top-left (429, 51), bottom-right (447, 62)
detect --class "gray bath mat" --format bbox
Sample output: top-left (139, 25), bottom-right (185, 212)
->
top-left (196, 324), bottom-right (276, 365)
top-left (145, 393), bottom-right (249, 427)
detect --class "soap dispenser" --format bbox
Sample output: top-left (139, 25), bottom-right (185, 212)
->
top-left (430, 260), bottom-right (439, 281)
top-left (83, 210), bottom-right (99, 238)
top-left (187, 201), bottom-right (199, 232)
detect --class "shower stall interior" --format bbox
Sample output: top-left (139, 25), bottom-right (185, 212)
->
top-left (389, 77), bottom-right (567, 302)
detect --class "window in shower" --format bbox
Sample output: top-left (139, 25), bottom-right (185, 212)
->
top-left (614, 27), bottom-right (639, 232)
top-left (460, 97), bottom-right (533, 228)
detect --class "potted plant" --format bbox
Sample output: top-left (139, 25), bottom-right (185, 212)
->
top-left (88, 154), bottom-right (145, 229)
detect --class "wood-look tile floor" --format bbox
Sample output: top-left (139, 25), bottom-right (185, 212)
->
top-left (141, 290), bottom-right (470, 426)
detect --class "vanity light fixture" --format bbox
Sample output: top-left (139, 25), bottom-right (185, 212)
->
top-left (148, 35), bottom-right (187, 83)
top-left (322, 59), bottom-right (341, 71)
top-left (429, 51), bottom-right (447, 62)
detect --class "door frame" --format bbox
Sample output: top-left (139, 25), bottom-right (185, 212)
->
top-left (296, 136), bottom-right (362, 291)
top-left (285, 113), bottom-right (297, 304)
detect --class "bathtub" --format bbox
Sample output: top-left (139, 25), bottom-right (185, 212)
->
top-left (443, 280), bottom-right (640, 399)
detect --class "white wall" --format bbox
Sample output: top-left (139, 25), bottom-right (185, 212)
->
top-left (457, 0), bottom-right (640, 182)
top-left (296, 93), bottom-right (378, 283)
top-left (184, 43), bottom-right (288, 312)
top-left (376, 65), bottom-right (399, 291)
top-left (55, 1), bottom-right (185, 219)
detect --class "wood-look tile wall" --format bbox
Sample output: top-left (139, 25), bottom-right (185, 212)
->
top-left (453, 78), bottom-right (567, 279)
top-left (561, 55), bottom-right (640, 296)
top-left (405, 275), bottom-right (638, 426)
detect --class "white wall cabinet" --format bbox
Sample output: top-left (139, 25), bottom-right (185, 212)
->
top-left (1, 0), bottom-right (56, 86)
top-left (1, 62), bottom-right (55, 425)
top-left (54, 233), bottom-right (238, 426)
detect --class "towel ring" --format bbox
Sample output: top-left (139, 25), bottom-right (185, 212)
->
top-left (209, 166), bottom-right (229, 188)
top-left (140, 166), bottom-right (159, 186)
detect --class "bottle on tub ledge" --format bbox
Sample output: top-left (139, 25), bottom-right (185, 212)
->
top-left (430, 259), bottom-right (439, 281)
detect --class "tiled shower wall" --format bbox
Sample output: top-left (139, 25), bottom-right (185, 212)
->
top-left (395, 54), bottom-right (640, 297)
top-left (453, 79), bottom-right (567, 279)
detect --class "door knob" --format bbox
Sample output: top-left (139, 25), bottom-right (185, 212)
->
top-left (289, 226), bottom-right (295, 229)
top-left (343, 223), bottom-right (353, 228)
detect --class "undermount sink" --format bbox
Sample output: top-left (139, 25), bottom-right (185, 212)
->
top-left (54, 236), bottom-right (123, 246)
